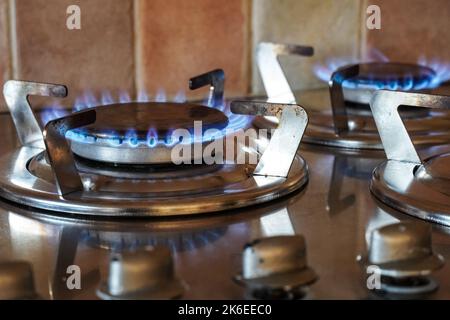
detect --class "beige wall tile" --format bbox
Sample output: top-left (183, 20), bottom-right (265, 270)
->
top-left (136, 0), bottom-right (250, 99)
top-left (363, 0), bottom-right (450, 64)
top-left (0, 0), bottom-right (11, 111)
top-left (13, 0), bottom-right (135, 109)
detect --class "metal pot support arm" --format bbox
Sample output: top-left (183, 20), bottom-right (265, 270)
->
top-left (257, 42), bottom-right (314, 104)
top-left (3, 80), bottom-right (68, 147)
top-left (328, 65), bottom-right (360, 134)
top-left (189, 69), bottom-right (225, 108)
top-left (230, 101), bottom-right (308, 178)
top-left (43, 110), bottom-right (96, 196)
top-left (370, 90), bottom-right (450, 163)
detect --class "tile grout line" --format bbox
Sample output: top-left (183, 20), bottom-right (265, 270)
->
top-left (359, 0), bottom-right (369, 61)
top-left (1, 0), bottom-right (9, 83)
top-left (245, 0), bottom-right (253, 96)
top-left (133, 0), bottom-right (142, 97)
top-left (8, 0), bottom-right (18, 79)
top-left (249, 0), bottom-right (258, 95)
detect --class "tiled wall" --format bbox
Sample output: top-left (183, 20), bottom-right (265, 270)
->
top-left (252, 0), bottom-right (363, 93)
top-left (0, 0), bottom-right (251, 111)
top-left (0, 0), bottom-right (10, 95)
top-left (362, 0), bottom-right (450, 63)
top-left (135, 0), bottom-right (250, 99)
top-left (13, 0), bottom-right (135, 108)
top-left (252, 0), bottom-right (450, 94)
top-left (0, 0), bottom-right (449, 111)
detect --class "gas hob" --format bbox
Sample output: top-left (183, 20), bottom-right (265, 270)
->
top-left (0, 109), bottom-right (450, 299)
top-left (0, 53), bottom-right (450, 299)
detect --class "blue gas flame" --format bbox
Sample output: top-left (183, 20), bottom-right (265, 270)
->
top-left (41, 103), bottom-right (69, 125)
top-left (313, 49), bottom-right (450, 91)
top-left (41, 88), bottom-right (251, 148)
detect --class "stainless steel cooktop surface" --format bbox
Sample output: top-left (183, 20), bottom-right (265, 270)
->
top-left (1, 110), bottom-right (449, 300)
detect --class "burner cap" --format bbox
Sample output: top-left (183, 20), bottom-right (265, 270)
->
top-left (75, 102), bottom-right (228, 138)
top-left (69, 102), bottom-right (229, 164)
top-left (343, 63), bottom-right (436, 105)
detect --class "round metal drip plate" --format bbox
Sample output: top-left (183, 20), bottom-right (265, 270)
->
top-left (253, 87), bottom-right (450, 150)
top-left (0, 146), bottom-right (308, 217)
top-left (343, 63), bottom-right (435, 105)
top-left (69, 102), bottom-right (229, 164)
top-left (370, 152), bottom-right (450, 226)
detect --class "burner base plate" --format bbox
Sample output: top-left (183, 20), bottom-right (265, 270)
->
top-left (0, 147), bottom-right (308, 217)
top-left (370, 154), bottom-right (450, 226)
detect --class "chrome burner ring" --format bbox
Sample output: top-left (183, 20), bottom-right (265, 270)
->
top-left (371, 156), bottom-right (450, 226)
top-left (0, 147), bottom-right (308, 217)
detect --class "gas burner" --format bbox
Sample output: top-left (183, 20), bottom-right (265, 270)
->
top-left (254, 42), bottom-right (450, 150)
top-left (65, 69), bottom-right (230, 165)
top-left (0, 75), bottom-right (309, 217)
top-left (342, 62), bottom-right (435, 105)
top-left (69, 102), bottom-right (228, 164)
top-left (369, 90), bottom-right (450, 226)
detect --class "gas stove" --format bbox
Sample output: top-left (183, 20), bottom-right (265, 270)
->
top-left (0, 49), bottom-right (450, 300)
